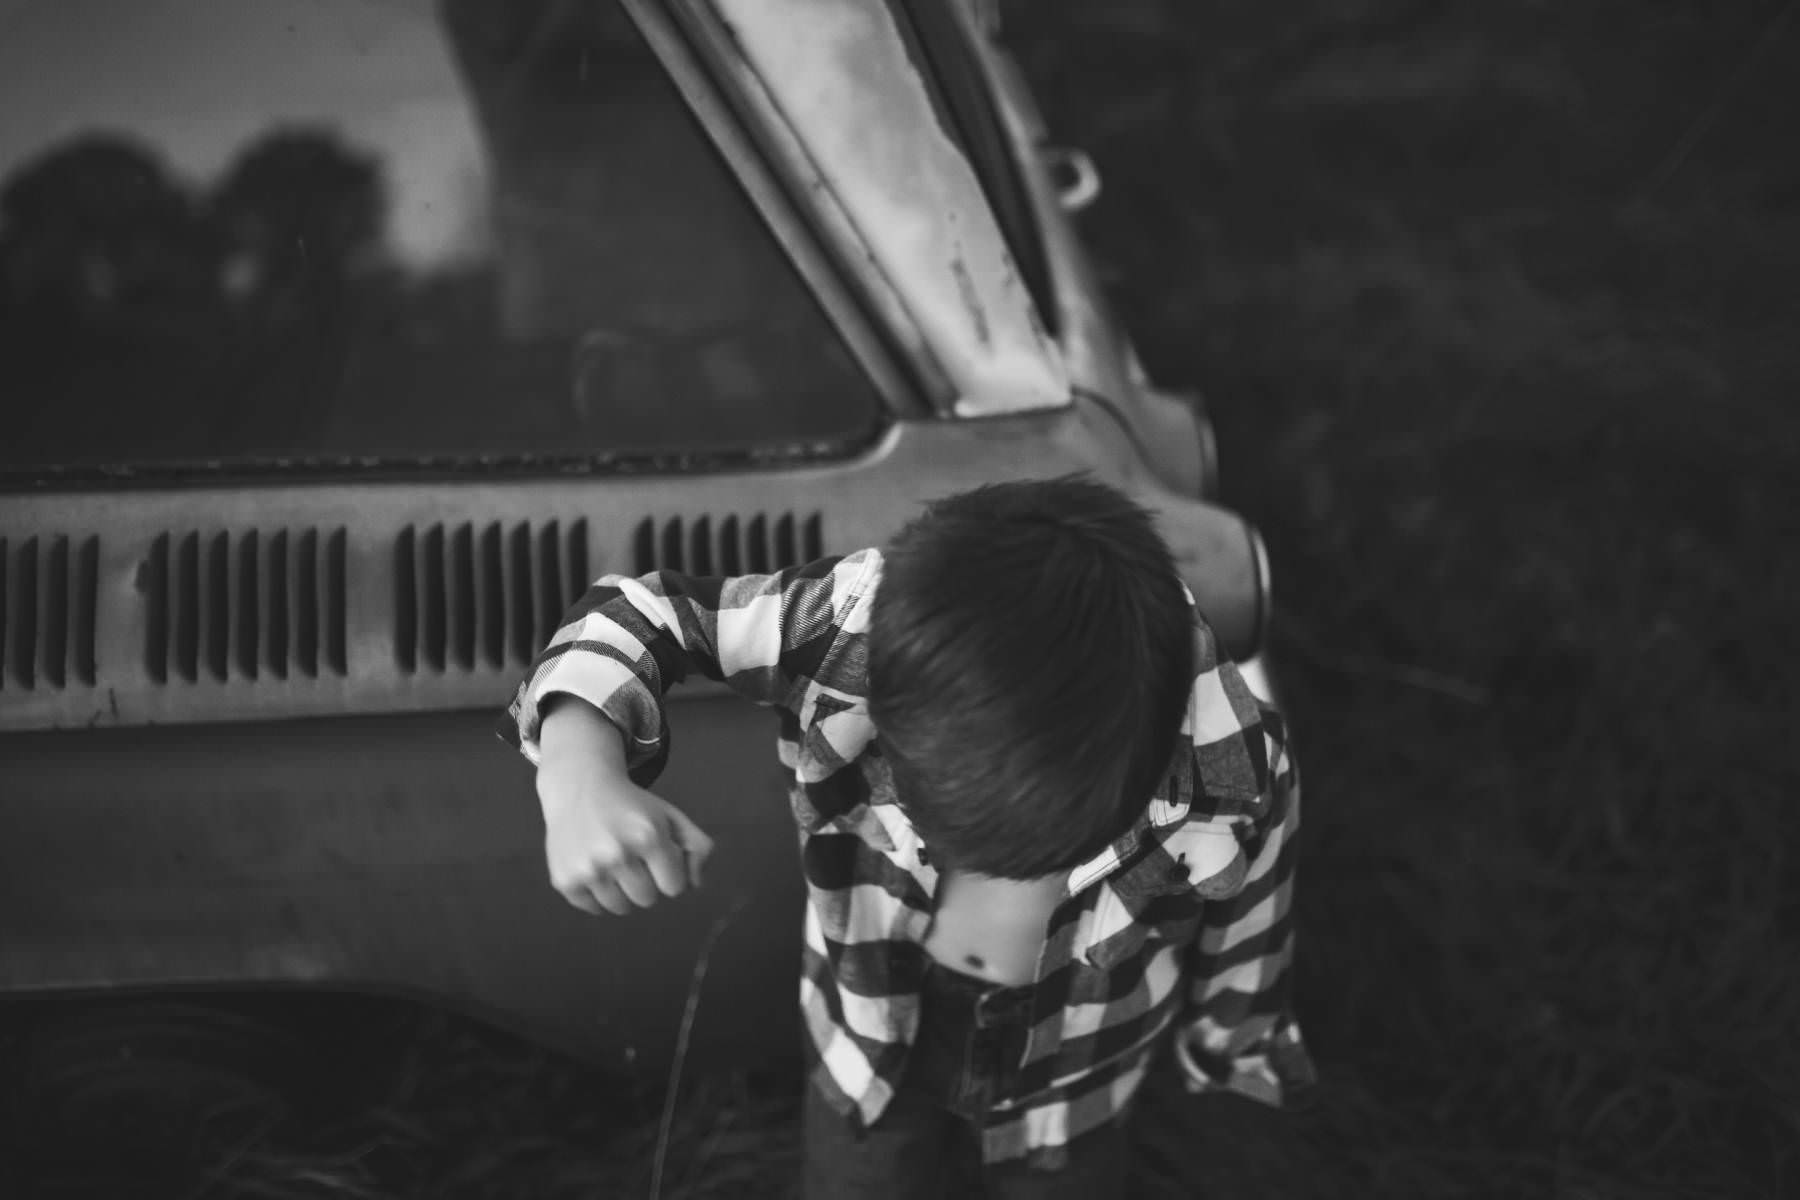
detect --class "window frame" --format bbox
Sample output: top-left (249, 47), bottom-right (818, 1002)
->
top-left (884, 0), bottom-right (1060, 339)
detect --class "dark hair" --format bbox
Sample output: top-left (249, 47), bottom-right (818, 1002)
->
top-left (868, 474), bottom-right (1196, 879)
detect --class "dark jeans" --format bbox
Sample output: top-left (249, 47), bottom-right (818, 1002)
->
top-left (802, 960), bottom-right (1130, 1199)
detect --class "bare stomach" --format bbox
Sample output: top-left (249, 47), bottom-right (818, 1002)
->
top-left (922, 869), bottom-right (1069, 986)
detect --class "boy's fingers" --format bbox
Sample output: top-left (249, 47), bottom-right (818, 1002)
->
top-left (667, 809), bottom-right (715, 889)
top-left (610, 859), bottom-right (658, 907)
top-left (560, 885), bottom-right (605, 916)
top-left (640, 837), bottom-right (689, 899)
top-left (584, 877), bottom-right (632, 916)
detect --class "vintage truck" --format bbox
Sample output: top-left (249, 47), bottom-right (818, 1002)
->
top-left (0, 0), bottom-right (1270, 1075)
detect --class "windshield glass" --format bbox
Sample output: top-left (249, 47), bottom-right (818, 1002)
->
top-left (0, 0), bottom-right (883, 475)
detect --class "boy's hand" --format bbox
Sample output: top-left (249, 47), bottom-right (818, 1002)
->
top-left (536, 697), bottom-right (715, 916)
top-left (540, 775), bottom-right (714, 915)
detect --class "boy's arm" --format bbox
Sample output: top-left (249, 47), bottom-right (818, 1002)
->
top-left (504, 550), bottom-right (877, 917)
top-left (1176, 706), bottom-right (1316, 1105)
top-left (503, 550), bottom-right (877, 782)
top-left (535, 693), bottom-right (717, 914)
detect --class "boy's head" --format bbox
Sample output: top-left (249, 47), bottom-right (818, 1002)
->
top-left (868, 474), bottom-right (1196, 880)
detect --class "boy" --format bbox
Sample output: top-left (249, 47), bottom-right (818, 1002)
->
top-left (504, 475), bottom-right (1313, 1197)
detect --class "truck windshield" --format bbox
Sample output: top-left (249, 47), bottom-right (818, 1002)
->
top-left (0, 0), bottom-right (883, 476)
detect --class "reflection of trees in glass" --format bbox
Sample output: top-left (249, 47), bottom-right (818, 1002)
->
top-left (0, 134), bottom-right (220, 339)
top-left (0, 8), bottom-right (869, 468)
top-left (198, 128), bottom-right (394, 451)
top-left (0, 126), bottom-right (401, 460)
top-left (210, 128), bottom-right (386, 314)
top-left (0, 135), bottom-right (232, 457)
top-left (0, 127), bottom-right (390, 345)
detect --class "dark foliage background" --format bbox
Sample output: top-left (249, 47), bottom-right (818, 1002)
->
top-left (5, 2), bottom-right (1798, 1197)
top-left (1004, 2), bottom-right (1800, 1197)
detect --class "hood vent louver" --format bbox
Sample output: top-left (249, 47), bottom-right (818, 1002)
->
top-left (395, 519), bottom-right (589, 674)
top-left (1, 535), bottom-right (99, 690)
top-left (143, 529), bottom-right (347, 684)
top-left (632, 511), bottom-right (823, 576)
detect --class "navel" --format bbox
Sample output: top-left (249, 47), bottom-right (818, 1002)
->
top-left (964, 954), bottom-right (985, 970)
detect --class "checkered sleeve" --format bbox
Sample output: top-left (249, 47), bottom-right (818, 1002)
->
top-left (500, 550), bottom-right (877, 784)
top-left (1175, 700), bottom-right (1316, 1105)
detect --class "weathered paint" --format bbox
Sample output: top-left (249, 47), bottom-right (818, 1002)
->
top-left (702, 0), bottom-right (1068, 416)
top-left (972, 18), bottom-right (1212, 497)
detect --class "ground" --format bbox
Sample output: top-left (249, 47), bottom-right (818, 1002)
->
top-left (5, 1), bottom-right (1799, 1197)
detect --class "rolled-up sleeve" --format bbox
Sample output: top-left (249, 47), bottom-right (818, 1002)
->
top-left (1176, 714), bottom-right (1315, 1105)
top-left (499, 551), bottom-right (875, 784)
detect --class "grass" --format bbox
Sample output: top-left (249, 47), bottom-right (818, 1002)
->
top-left (1009, 2), bottom-right (1800, 1195)
top-left (7, 1), bottom-right (1800, 1196)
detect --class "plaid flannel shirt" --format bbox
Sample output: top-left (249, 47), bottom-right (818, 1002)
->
top-left (503, 549), bottom-right (1314, 1166)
